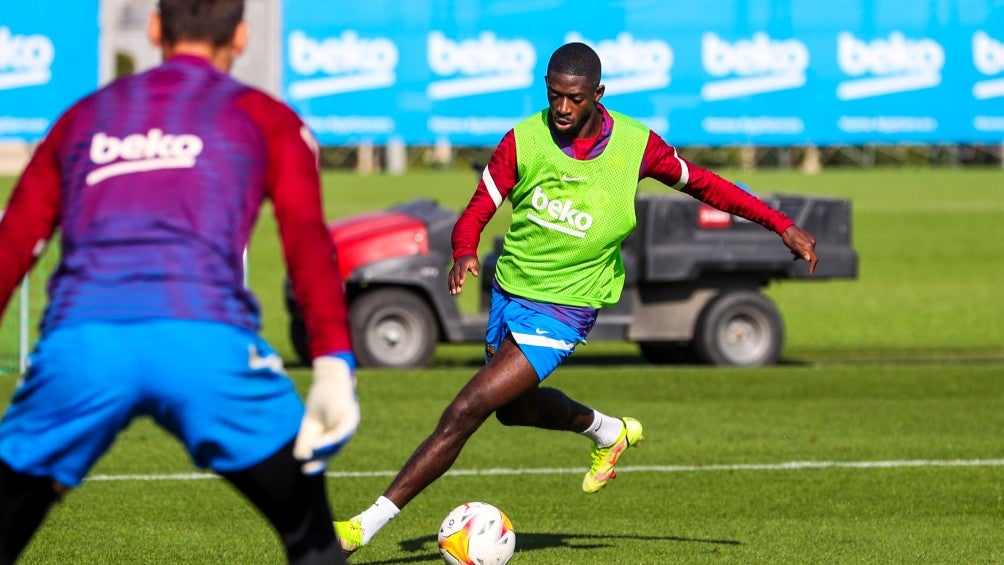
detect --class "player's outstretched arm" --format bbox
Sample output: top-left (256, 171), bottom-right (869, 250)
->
top-left (293, 352), bottom-right (360, 475)
top-left (781, 225), bottom-right (818, 275)
top-left (448, 255), bottom-right (480, 295)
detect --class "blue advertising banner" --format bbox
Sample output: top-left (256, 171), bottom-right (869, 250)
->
top-left (0, 2), bottom-right (100, 142)
top-left (281, 0), bottom-right (1004, 146)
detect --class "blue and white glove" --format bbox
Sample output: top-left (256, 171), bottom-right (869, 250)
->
top-left (293, 352), bottom-right (360, 475)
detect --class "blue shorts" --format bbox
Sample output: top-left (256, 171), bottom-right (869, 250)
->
top-left (485, 286), bottom-right (590, 380)
top-left (0, 319), bottom-right (302, 487)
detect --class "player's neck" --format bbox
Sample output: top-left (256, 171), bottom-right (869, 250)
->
top-left (163, 42), bottom-right (236, 73)
top-left (574, 112), bottom-right (603, 140)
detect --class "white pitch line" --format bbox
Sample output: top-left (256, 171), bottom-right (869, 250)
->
top-left (85, 458), bottom-right (1004, 483)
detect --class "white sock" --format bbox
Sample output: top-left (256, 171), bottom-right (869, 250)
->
top-left (580, 410), bottom-right (623, 448)
top-left (357, 496), bottom-right (400, 544)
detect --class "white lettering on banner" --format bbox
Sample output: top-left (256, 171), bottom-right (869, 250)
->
top-left (428, 116), bottom-right (520, 136)
top-left (837, 116), bottom-right (937, 134)
top-left (426, 32), bottom-right (535, 100)
top-left (86, 129), bottom-right (203, 186)
top-left (973, 31), bottom-right (1004, 100)
top-left (0, 116), bottom-right (48, 135)
top-left (974, 116), bottom-right (1004, 131)
top-left (527, 186), bottom-right (593, 238)
top-left (702, 116), bottom-right (805, 135)
top-left (0, 26), bottom-right (54, 90)
top-left (286, 30), bottom-right (398, 100)
top-left (700, 32), bottom-right (808, 101)
top-left (306, 115), bottom-right (395, 135)
top-left (564, 32), bottom-right (672, 94)
top-left (836, 32), bottom-right (944, 100)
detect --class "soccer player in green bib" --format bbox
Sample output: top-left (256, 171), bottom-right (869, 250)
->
top-left (335, 42), bottom-right (819, 554)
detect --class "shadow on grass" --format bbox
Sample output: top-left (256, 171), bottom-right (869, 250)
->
top-left (429, 353), bottom-right (814, 369)
top-left (285, 353), bottom-right (814, 371)
top-left (358, 531), bottom-right (741, 564)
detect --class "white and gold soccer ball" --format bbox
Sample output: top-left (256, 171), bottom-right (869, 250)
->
top-left (437, 502), bottom-right (516, 565)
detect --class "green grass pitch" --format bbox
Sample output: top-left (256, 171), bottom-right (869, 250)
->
top-left (1, 166), bottom-right (1003, 563)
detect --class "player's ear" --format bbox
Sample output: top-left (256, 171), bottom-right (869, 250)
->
top-left (594, 84), bottom-right (605, 103)
top-left (231, 21), bottom-right (248, 57)
top-left (147, 11), bottom-right (163, 48)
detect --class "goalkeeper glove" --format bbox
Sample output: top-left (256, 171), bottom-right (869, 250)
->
top-left (293, 352), bottom-right (360, 475)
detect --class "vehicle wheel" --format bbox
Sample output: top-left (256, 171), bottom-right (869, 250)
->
top-left (693, 291), bottom-right (784, 366)
top-left (638, 342), bottom-right (698, 365)
top-left (289, 316), bottom-right (311, 366)
top-left (350, 288), bottom-right (439, 368)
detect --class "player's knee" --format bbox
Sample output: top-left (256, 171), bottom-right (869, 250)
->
top-left (441, 398), bottom-right (490, 436)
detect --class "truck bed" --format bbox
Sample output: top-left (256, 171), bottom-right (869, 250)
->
top-left (627, 193), bottom-right (858, 283)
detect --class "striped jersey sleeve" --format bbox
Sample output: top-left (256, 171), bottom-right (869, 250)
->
top-left (236, 91), bottom-right (353, 358)
top-left (451, 129), bottom-right (518, 261)
top-left (640, 131), bottom-right (795, 234)
top-left (0, 109), bottom-right (69, 320)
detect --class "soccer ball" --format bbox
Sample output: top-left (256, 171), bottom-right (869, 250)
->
top-left (437, 502), bottom-right (516, 565)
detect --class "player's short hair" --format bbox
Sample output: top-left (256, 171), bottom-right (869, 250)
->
top-left (546, 43), bottom-right (602, 88)
top-left (158, 0), bottom-right (244, 48)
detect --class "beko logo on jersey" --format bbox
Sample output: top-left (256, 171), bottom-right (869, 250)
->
top-left (700, 32), bottom-right (808, 101)
top-left (0, 26), bottom-right (54, 90)
top-left (286, 30), bottom-right (398, 100)
top-left (86, 129), bottom-right (203, 186)
top-left (973, 31), bottom-right (1004, 99)
top-left (427, 31), bottom-right (535, 100)
top-left (527, 186), bottom-right (593, 238)
top-left (564, 32), bottom-right (672, 94)
top-left (837, 32), bottom-right (944, 100)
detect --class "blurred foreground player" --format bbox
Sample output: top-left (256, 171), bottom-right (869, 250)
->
top-left (0, 1), bottom-right (358, 563)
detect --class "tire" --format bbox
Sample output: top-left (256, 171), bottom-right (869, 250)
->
top-left (350, 288), bottom-right (439, 368)
top-left (693, 291), bottom-right (784, 366)
top-left (638, 342), bottom-right (698, 365)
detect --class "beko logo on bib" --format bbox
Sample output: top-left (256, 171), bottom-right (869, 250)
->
top-left (87, 129), bottom-right (203, 186)
top-left (836, 32), bottom-right (944, 100)
top-left (527, 186), bottom-right (593, 238)
top-left (0, 26), bottom-right (54, 90)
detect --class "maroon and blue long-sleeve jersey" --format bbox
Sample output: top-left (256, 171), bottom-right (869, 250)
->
top-left (0, 55), bottom-right (351, 358)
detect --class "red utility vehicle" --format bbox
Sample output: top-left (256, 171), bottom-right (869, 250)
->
top-left (286, 195), bottom-right (857, 368)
